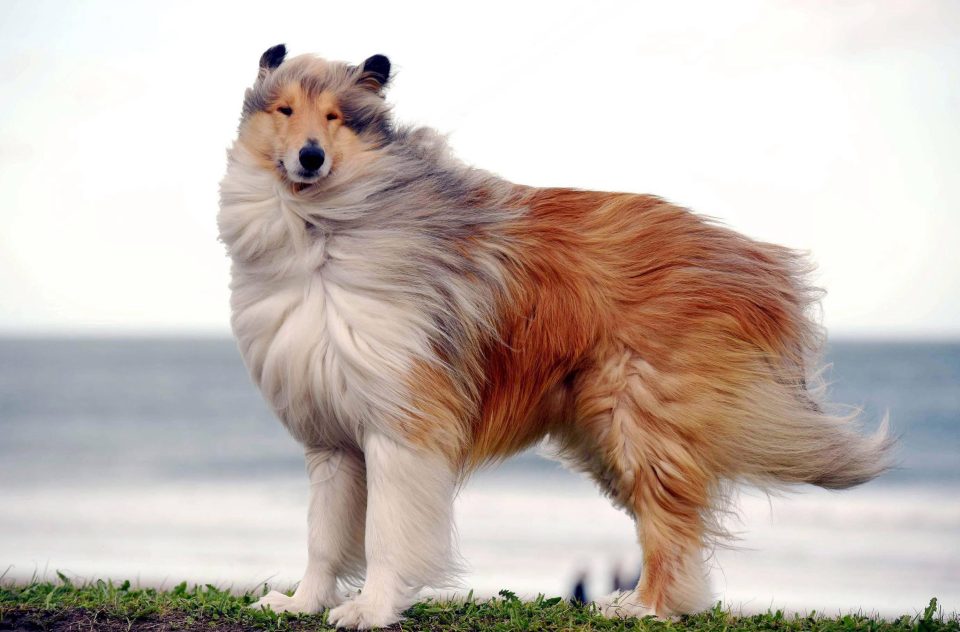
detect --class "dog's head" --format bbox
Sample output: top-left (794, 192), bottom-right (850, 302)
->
top-left (236, 44), bottom-right (392, 191)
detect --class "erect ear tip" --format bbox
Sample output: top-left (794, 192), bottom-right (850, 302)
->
top-left (260, 44), bottom-right (287, 70)
top-left (364, 53), bottom-right (390, 68)
top-left (362, 54), bottom-right (391, 82)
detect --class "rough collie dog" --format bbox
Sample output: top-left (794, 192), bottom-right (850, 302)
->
top-left (218, 45), bottom-right (892, 629)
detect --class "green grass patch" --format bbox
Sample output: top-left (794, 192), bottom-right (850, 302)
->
top-left (0, 575), bottom-right (956, 631)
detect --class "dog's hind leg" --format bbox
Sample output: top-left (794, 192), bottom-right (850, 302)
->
top-left (253, 446), bottom-right (366, 614)
top-left (560, 347), bottom-right (716, 618)
top-left (596, 458), bottom-right (714, 619)
top-left (327, 431), bottom-right (458, 630)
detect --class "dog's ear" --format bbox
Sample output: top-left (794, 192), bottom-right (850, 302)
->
top-left (357, 54), bottom-right (391, 92)
top-left (257, 44), bottom-right (287, 80)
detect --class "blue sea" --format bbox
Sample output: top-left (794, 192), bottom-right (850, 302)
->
top-left (0, 338), bottom-right (957, 616)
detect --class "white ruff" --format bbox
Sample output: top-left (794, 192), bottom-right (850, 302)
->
top-left (222, 119), bottom-right (517, 628)
top-left (218, 147), bottom-right (434, 447)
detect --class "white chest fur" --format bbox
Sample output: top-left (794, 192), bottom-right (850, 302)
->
top-left (218, 156), bottom-right (430, 448)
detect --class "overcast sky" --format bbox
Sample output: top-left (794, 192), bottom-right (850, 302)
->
top-left (1, 1), bottom-right (958, 338)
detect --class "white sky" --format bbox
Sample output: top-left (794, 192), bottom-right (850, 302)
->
top-left (1, 1), bottom-right (958, 338)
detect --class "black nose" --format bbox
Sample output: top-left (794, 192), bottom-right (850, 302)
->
top-left (299, 145), bottom-right (325, 172)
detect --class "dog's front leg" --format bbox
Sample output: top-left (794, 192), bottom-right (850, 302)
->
top-left (254, 446), bottom-right (366, 614)
top-left (327, 431), bottom-right (457, 629)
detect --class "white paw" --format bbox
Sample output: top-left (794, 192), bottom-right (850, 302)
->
top-left (594, 590), bottom-right (656, 619)
top-left (327, 596), bottom-right (401, 629)
top-left (252, 589), bottom-right (342, 614)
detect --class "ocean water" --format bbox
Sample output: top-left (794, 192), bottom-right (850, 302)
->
top-left (0, 338), bottom-right (957, 616)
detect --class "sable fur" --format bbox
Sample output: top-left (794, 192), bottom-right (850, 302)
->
top-left (219, 47), bottom-right (893, 628)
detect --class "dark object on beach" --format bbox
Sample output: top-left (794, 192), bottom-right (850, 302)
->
top-left (571, 571), bottom-right (588, 604)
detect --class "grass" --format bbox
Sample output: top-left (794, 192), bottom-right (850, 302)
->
top-left (0, 575), bottom-right (956, 632)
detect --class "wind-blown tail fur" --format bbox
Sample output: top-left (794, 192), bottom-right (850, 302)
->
top-left (713, 253), bottom-right (896, 492)
top-left (721, 378), bottom-right (895, 491)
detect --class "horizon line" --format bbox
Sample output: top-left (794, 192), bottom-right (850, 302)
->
top-left (1, 328), bottom-right (958, 344)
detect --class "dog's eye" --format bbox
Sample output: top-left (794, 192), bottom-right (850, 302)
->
top-left (278, 106), bottom-right (293, 116)
top-left (326, 112), bottom-right (339, 121)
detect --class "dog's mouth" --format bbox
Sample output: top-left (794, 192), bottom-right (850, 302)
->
top-left (277, 160), bottom-right (331, 194)
top-left (291, 181), bottom-right (312, 193)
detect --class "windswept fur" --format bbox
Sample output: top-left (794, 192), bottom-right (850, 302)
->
top-left (219, 47), bottom-right (893, 628)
